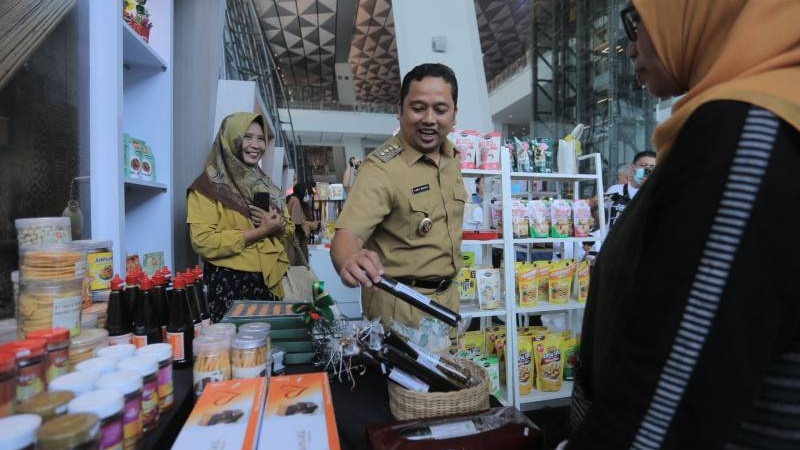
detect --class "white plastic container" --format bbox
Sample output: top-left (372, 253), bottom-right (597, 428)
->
top-left (96, 344), bottom-right (136, 362)
top-left (15, 217), bottom-right (71, 247)
top-left (96, 371), bottom-right (143, 450)
top-left (0, 413), bottom-right (42, 450)
top-left (48, 371), bottom-right (99, 396)
top-left (134, 343), bottom-right (173, 411)
top-left (75, 357), bottom-right (118, 376)
top-left (68, 389), bottom-right (124, 450)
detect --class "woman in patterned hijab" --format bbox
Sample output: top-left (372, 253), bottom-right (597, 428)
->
top-left (187, 112), bottom-right (292, 321)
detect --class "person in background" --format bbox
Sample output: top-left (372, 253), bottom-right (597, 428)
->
top-left (616, 163), bottom-right (633, 184)
top-left (604, 150), bottom-right (656, 227)
top-left (186, 112), bottom-right (292, 322)
top-left (565, 1), bottom-right (800, 448)
top-left (470, 177), bottom-right (483, 204)
top-left (286, 181), bottom-right (320, 264)
top-left (330, 63), bottom-right (465, 332)
top-left (342, 156), bottom-right (361, 194)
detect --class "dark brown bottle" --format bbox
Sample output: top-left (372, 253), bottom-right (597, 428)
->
top-left (167, 275), bottom-right (193, 368)
top-left (185, 269), bottom-right (210, 328)
top-left (105, 274), bottom-right (133, 345)
top-left (175, 273), bottom-right (201, 337)
top-left (385, 330), bottom-right (471, 388)
top-left (124, 271), bottom-right (140, 326)
top-left (152, 271), bottom-right (169, 342)
top-left (132, 276), bottom-right (162, 348)
top-left (381, 345), bottom-right (462, 392)
top-left (376, 276), bottom-right (461, 326)
top-left (362, 349), bottom-right (431, 393)
top-left (192, 265), bottom-right (211, 327)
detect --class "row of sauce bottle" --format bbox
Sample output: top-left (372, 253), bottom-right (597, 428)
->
top-left (105, 266), bottom-right (210, 368)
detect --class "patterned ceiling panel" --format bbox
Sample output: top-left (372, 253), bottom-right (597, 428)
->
top-left (349, 0), bottom-right (399, 104)
top-left (254, 0), bottom-right (530, 105)
top-left (475, 0), bottom-right (532, 82)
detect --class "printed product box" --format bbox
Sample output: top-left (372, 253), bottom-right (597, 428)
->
top-left (259, 372), bottom-right (340, 450)
top-left (172, 378), bottom-right (267, 450)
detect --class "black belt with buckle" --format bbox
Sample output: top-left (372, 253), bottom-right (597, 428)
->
top-left (393, 277), bottom-right (452, 291)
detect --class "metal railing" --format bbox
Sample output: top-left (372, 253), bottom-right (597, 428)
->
top-left (486, 49), bottom-right (532, 93)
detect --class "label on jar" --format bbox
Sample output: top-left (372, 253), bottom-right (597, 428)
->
top-left (232, 364), bottom-right (267, 380)
top-left (16, 362), bottom-right (45, 402)
top-left (193, 369), bottom-right (224, 397)
top-left (52, 295), bottom-right (82, 337)
top-left (141, 376), bottom-right (159, 430)
top-left (157, 362), bottom-right (174, 410)
top-left (131, 335), bottom-right (148, 349)
top-left (47, 347), bottom-right (70, 382)
top-left (122, 393), bottom-right (142, 442)
top-left (88, 251), bottom-right (114, 290)
top-left (100, 416), bottom-right (124, 450)
top-left (108, 334), bottom-right (132, 346)
top-left (167, 332), bottom-right (185, 361)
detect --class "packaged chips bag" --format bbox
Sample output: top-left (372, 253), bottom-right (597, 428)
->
top-left (577, 260), bottom-right (590, 303)
top-left (529, 200), bottom-right (550, 238)
top-left (456, 267), bottom-right (477, 302)
top-left (550, 199), bottom-right (572, 238)
top-left (517, 335), bottom-right (534, 395)
top-left (458, 330), bottom-right (485, 358)
top-left (549, 260), bottom-right (574, 304)
top-left (517, 264), bottom-right (538, 308)
top-left (534, 334), bottom-right (563, 392)
top-left (533, 261), bottom-right (550, 304)
top-left (476, 268), bottom-right (503, 310)
top-left (573, 199), bottom-right (593, 237)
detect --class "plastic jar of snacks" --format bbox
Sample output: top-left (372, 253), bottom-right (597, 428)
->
top-left (238, 322), bottom-right (271, 363)
top-left (95, 344), bottom-right (136, 363)
top-left (27, 328), bottom-right (71, 382)
top-left (16, 391), bottom-right (75, 422)
top-left (232, 332), bottom-right (268, 380)
top-left (18, 244), bottom-right (86, 281)
top-left (48, 371), bottom-right (99, 397)
top-left (134, 343), bottom-right (173, 411)
top-left (15, 217), bottom-right (71, 247)
top-left (192, 335), bottom-right (230, 397)
top-left (116, 356), bottom-right (159, 432)
top-left (0, 413), bottom-right (42, 450)
top-left (0, 350), bottom-right (16, 418)
top-left (201, 323), bottom-right (236, 344)
top-left (96, 371), bottom-right (142, 450)
top-left (36, 413), bottom-right (101, 450)
top-left (68, 389), bottom-right (124, 450)
top-left (0, 339), bottom-right (47, 402)
top-left (68, 328), bottom-right (109, 367)
top-left (17, 277), bottom-right (83, 339)
top-left (72, 240), bottom-right (113, 291)
top-left (74, 357), bottom-right (118, 376)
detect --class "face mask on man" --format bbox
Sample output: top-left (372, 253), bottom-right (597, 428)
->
top-left (634, 166), bottom-right (653, 185)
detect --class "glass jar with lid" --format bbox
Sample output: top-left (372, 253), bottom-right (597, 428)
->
top-left (16, 391), bottom-right (75, 422)
top-left (74, 357), bottom-right (118, 377)
top-left (238, 322), bottom-right (271, 366)
top-left (134, 343), bottom-right (173, 411)
top-left (68, 329), bottom-right (109, 367)
top-left (0, 339), bottom-right (47, 402)
top-left (95, 345), bottom-right (135, 363)
top-left (68, 389), bottom-right (124, 450)
top-left (36, 413), bottom-right (101, 450)
top-left (48, 371), bottom-right (99, 397)
top-left (192, 335), bottom-right (230, 397)
top-left (27, 328), bottom-right (70, 382)
top-left (231, 332), bottom-right (268, 380)
top-left (96, 371), bottom-right (142, 450)
top-left (0, 413), bottom-right (42, 450)
top-left (116, 355), bottom-right (159, 432)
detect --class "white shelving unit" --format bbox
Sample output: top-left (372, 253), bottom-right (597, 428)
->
top-left (461, 151), bottom-right (606, 410)
top-left (89, 1), bottom-right (174, 275)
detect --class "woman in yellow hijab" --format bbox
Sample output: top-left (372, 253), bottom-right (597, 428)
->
top-left (567, 1), bottom-right (800, 449)
top-left (187, 112), bottom-right (292, 322)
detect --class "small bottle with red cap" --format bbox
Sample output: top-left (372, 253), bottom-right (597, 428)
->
top-left (0, 339), bottom-right (47, 402)
top-left (26, 328), bottom-right (70, 382)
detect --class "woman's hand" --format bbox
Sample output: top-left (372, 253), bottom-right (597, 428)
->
top-left (249, 205), bottom-right (285, 238)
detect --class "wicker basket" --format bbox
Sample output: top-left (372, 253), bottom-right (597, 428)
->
top-left (387, 358), bottom-right (490, 420)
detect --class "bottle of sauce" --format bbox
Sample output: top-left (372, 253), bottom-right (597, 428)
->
top-left (123, 271), bottom-right (139, 328)
top-left (175, 274), bottom-right (201, 337)
top-left (132, 277), bottom-right (161, 348)
top-left (151, 272), bottom-right (169, 342)
top-left (166, 278), bottom-right (193, 369)
top-left (105, 275), bottom-right (132, 346)
top-left (191, 266), bottom-right (211, 328)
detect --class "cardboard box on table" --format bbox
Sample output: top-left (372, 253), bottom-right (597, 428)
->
top-left (221, 300), bottom-right (313, 364)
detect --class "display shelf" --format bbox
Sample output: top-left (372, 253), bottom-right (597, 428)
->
top-left (519, 382), bottom-right (574, 404)
top-left (510, 172), bottom-right (597, 181)
top-left (124, 178), bottom-right (168, 192)
top-left (122, 21), bottom-right (167, 70)
top-left (462, 238), bottom-right (504, 246)
top-left (493, 387), bottom-right (511, 407)
top-left (460, 304), bottom-right (506, 319)
top-left (513, 237), bottom-right (600, 245)
top-left (461, 168), bottom-right (502, 177)
top-left (517, 300), bottom-right (586, 314)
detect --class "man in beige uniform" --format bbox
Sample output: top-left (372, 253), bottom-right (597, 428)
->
top-left (331, 63), bottom-right (466, 329)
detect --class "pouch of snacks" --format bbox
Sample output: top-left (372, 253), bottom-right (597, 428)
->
top-left (534, 334), bottom-right (563, 392)
top-left (517, 335), bottom-right (534, 395)
top-left (572, 200), bottom-right (592, 237)
top-left (533, 261), bottom-right (550, 304)
top-left (549, 260), bottom-right (574, 304)
top-left (476, 355), bottom-right (500, 395)
top-left (514, 137), bottom-right (532, 172)
top-left (517, 265), bottom-right (538, 308)
top-left (476, 268), bottom-right (503, 310)
top-left (478, 132), bottom-right (502, 170)
top-left (494, 333), bottom-right (507, 380)
top-left (577, 260), bottom-right (590, 303)
top-left (491, 201), bottom-right (503, 230)
top-left (454, 130), bottom-right (479, 169)
top-left (529, 200), bottom-right (550, 238)
top-left (455, 267), bottom-right (477, 302)
top-left (550, 200), bottom-right (572, 238)
top-left (512, 200), bottom-right (530, 238)
top-left (458, 330), bottom-right (485, 358)
top-left (559, 331), bottom-right (577, 381)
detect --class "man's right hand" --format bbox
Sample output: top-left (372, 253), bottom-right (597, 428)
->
top-left (331, 228), bottom-right (384, 288)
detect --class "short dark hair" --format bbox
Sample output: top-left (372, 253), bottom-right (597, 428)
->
top-left (633, 150), bottom-right (657, 164)
top-left (399, 63), bottom-right (458, 108)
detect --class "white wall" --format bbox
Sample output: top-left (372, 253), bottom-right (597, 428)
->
top-left (392, 0), bottom-right (492, 132)
top-left (278, 108), bottom-right (396, 135)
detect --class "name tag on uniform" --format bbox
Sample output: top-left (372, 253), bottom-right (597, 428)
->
top-left (411, 184), bottom-right (430, 195)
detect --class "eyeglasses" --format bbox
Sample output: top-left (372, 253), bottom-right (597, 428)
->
top-left (621, 4), bottom-right (640, 42)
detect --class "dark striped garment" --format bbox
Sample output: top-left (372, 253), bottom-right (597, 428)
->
top-left (567, 102), bottom-right (800, 449)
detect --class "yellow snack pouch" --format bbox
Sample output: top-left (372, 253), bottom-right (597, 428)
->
top-left (518, 265), bottom-right (538, 307)
top-left (517, 335), bottom-right (534, 395)
top-left (533, 261), bottom-right (550, 303)
top-left (549, 261), bottom-right (574, 304)
top-left (577, 260), bottom-right (590, 303)
top-left (534, 334), bottom-right (563, 392)
top-left (459, 330), bottom-right (485, 357)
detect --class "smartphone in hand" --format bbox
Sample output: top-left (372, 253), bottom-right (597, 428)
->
top-left (253, 192), bottom-right (270, 211)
